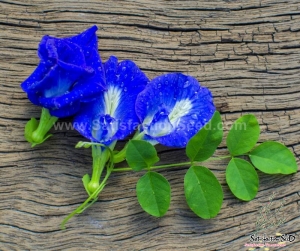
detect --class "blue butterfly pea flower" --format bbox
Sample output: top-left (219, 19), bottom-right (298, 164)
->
top-left (21, 25), bottom-right (105, 118)
top-left (74, 56), bottom-right (149, 145)
top-left (135, 73), bottom-right (215, 147)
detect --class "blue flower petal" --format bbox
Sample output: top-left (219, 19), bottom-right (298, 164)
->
top-left (21, 62), bottom-right (52, 93)
top-left (73, 96), bottom-right (105, 142)
top-left (43, 66), bottom-right (79, 98)
top-left (39, 80), bottom-right (105, 110)
top-left (25, 65), bottom-right (86, 108)
top-left (74, 56), bottom-right (148, 145)
top-left (136, 73), bottom-right (215, 147)
top-left (27, 91), bottom-right (41, 106)
top-left (47, 38), bottom-right (89, 72)
top-left (23, 65), bottom-right (61, 106)
top-left (23, 39), bottom-right (87, 96)
top-left (49, 100), bottom-right (81, 118)
top-left (103, 56), bottom-right (149, 140)
top-left (38, 36), bottom-right (87, 69)
top-left (75, 47), bottom-right (106, 102)
top-left (67, 25), bottom-right (98, 57)
top-left (27, 65), bottom-right (81, 97)
top-left (37, 35), bottom-right (50, 61)
top-left (39, 48), bottom-right (105, 110)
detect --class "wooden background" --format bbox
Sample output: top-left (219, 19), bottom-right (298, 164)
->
top-left (0, 0), bottom-right (299, 250)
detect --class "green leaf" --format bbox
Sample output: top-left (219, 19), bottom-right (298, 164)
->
top-left (136, 172), bottom-right (171, 217)
top-left (186, 111), bottom-right (223, 162)
top-left (226, 114), bottom-right (260, 156)
top-left (126, 140), bottom-right (159, 171)
top-left (249, 141), bottom-right (298, 174)
top-left (184, 166), bottom-right (223, 219)
top-left (226, 158), bottom-right (259, 201)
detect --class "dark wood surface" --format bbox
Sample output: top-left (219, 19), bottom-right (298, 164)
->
top-left (0, 1), bottom-right (299, 250)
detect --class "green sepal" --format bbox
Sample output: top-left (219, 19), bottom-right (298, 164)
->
top-left (24, 108), bottom-right (58, 147)
top-left (75, 141), bottom-right (93, 149)
top-left (25, 118), bottom-right (53, 147)
top-left (25, 118), bottom-right (39, 146)
top-left (82, 174), bottom-right (91, 196)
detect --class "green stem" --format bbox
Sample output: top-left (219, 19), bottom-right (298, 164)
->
top-left (61, 175), bottom-right (107, 230)
top-left (113, 162), bottom-right (191, 172)
top-left (207, 155), bottom-right (232, 161)
top-left (61, 155), bottom-right (114, 230)
top-left (112, 155), bottom-right (232, 172)
top-left (87, 146), bottom-right (109, 194)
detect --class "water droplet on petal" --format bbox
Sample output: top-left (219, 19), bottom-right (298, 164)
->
top-left (191, 114), bottom-right (198, 120)
top-left (184, 81), bottom-right (190, 88)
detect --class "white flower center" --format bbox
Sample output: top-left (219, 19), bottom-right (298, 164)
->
top-left (143, 98), bottom-right (193, 137)
top-left (168, 99), bottom-right (192, 126)
top-left (104, 85), bottom-right (122, 117)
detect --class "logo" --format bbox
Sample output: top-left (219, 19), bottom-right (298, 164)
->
top-left (244, 192), bottom-right (296, 249)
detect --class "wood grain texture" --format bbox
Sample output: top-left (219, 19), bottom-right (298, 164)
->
top-left (0, 0), bottom-right (299, 250)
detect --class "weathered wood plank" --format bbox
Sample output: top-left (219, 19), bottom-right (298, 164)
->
top-left (0, 0), bottom-right (299, 250)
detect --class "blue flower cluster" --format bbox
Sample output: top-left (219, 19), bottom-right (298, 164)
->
top-left (22, 26), bottom-right (215, 148)
top-left (21, 25), bottom-right (106, 117)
